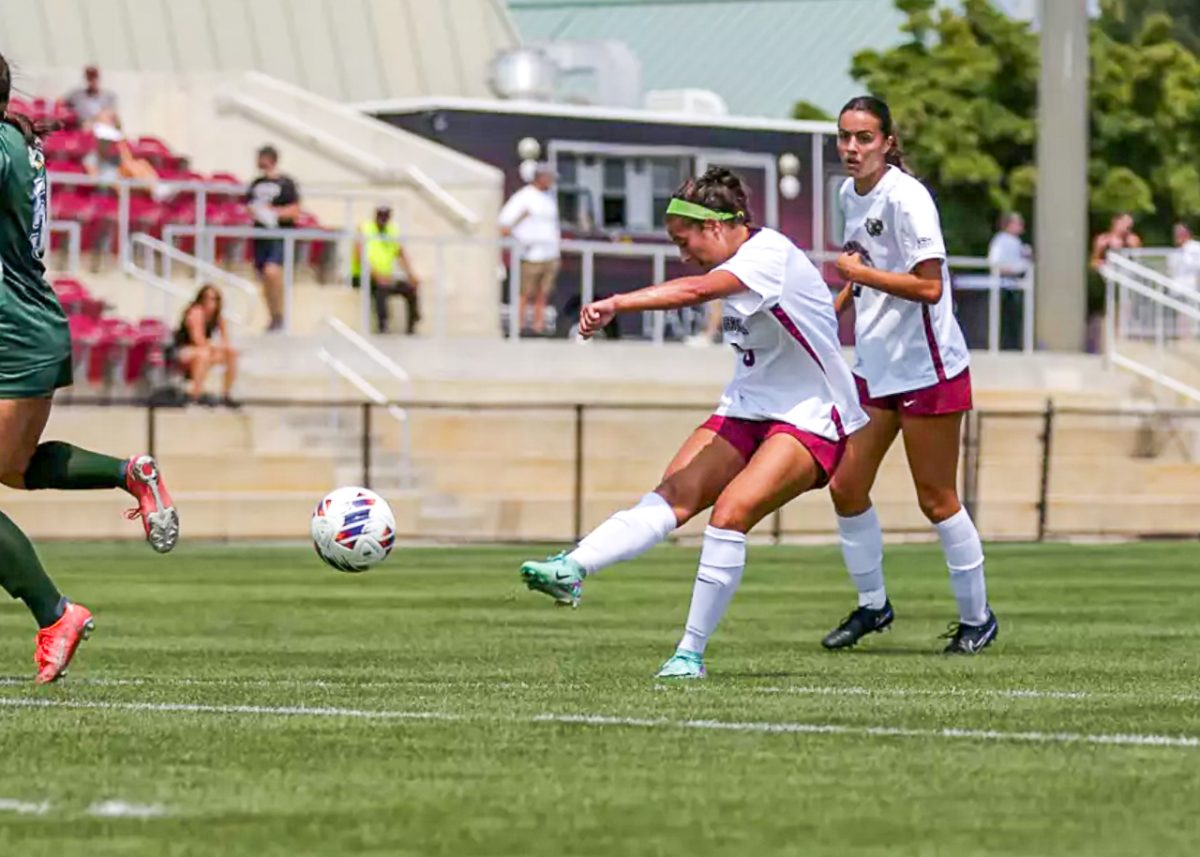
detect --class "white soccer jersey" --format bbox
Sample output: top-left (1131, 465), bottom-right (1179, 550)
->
top-left (712, 228), bottom-right (867, 441)
top-left (840, 167), bottom-right (970, 397)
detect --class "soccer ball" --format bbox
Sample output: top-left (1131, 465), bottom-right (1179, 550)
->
top-left (310, 487), bottom-right (396, 572)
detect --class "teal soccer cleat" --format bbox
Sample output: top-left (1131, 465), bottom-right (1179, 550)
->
top-left (520, 552), bottom-right (585, 608)
top-left (655, 648), bottom-right (706, 679)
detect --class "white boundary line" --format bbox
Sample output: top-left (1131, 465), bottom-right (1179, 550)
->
top-left (0, 697), bottom-right (1195, 750)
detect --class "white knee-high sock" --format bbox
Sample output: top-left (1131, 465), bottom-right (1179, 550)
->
top-left (837, 507), bottom-right (886, 609)
top-left (678, 526), bottom-right (747, 655)
top-left (567, 492), bottom-right (678, 575)
top-left (934, 507), bottom-right (989, 625)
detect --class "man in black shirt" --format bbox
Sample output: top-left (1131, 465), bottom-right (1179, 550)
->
top-left (245, 145), bottom-right (301, 332)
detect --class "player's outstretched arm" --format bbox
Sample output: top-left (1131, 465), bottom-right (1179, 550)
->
top-left (579, 270), bottom-right (744, 338)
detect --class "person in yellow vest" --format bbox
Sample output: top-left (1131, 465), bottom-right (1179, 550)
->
top-left (352, 205), bottom-right (421, 334)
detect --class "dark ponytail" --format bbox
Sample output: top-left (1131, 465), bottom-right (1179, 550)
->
top-left (672, 166), bottom-right (754, 225)
top-left (0, 52), bottom-right (60, 147)
top-left (840, 95), bottom-right (909, 174)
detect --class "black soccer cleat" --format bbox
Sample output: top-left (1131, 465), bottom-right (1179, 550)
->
top-left (940, 609), bottom-right (999, 655)
top-left (821, 601), bottom-right (895, 650)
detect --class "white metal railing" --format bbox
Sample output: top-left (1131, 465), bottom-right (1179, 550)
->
top-left (144, 214), bottom-right (1036, 346)
top-left (46, 172), bottom-right (413, 272)
top-left (316, 347), bottom-right (414, 488)
top-left (809, 250), bottom-right (1033, 354)
top-left (1101, 251), bottom-right (1200, 403)
top-left (321, 315), bottom-right (414, 484)
top-left (47, 219), bottom-right (82, 273)
top-left (125, 233), bottom-right (259, 329)
top-left (163, 225), bottom-right (341, 331)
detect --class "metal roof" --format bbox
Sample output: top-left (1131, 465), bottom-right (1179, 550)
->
top-left (354, 95), bottom-right (838, 135)
top-left (506, 0), bottom-right (911, 118)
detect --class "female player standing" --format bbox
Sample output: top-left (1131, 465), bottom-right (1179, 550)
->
top-left (821, 96), bottom-right (997, 654)
top-left (520, 167), bottom-right (867, 678)
top-left (0, 54), bottom-right (178, 683)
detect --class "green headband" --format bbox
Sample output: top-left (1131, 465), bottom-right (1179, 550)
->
top-left (665, 198), bottom-right (743, 222)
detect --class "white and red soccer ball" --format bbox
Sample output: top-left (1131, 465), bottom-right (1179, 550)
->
top-left (310, 487), bottom-right (396, 572)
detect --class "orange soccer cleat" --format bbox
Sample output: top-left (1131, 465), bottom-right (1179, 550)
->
top-left (124, 454), bottom-right (179, 554)
top-left (34, 602), bottom-right (95, 684)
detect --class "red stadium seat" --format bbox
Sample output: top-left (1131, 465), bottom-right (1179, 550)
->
top-left (207, 172), bottom-right (244, 203)
top-left (43, 129), bottom-right (95, 164)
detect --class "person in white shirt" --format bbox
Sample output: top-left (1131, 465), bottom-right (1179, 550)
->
top-left (518, 168), bottom-right (867, 679)
top-left (1168, 222), bottom-right (1200, 292)
top-left (499, 163), bottom-right (562, 335)
top-left (988, 213), bottom-right (1030, 278)
top-left (823, 95), bottom-right (997, 656)
top-left (987, 212), bottom-right (1032, 349)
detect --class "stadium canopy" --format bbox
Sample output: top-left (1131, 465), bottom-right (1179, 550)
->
top-left (506, 0), bottom-right (916, 118)
top-left (0, 0), bottom-right (519, 103)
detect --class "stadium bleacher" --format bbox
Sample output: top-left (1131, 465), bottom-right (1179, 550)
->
top-left (32, 91), bottom-right (328, 269)
top-left (52, 274), bottom-right (176, 394)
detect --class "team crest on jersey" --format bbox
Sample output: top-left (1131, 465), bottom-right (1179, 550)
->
top-left (865, 218), bottom-right (884, 237)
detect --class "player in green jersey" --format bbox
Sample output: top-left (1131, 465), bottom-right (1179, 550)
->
top-left (0, 54), bottom-right (179, 683)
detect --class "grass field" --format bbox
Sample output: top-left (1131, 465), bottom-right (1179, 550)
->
top-left (0, 541), bottom-right (1198, 857)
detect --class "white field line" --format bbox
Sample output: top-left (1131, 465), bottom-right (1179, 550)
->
top-left (86, 801), bottom-right (168, 819)
top-left (0, 697), bottom-right (1196, 750)
top-left (0, 798), bottom-right (50, 815)
top-left (0, 798), bottom-right (167, 818)
top-left (2, 676), bottom-right (1196, 704)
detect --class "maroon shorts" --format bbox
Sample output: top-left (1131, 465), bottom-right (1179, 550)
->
top-left (700, 415), bottom-right (846, 488)
top-left (854, 369), bottom-right (973, 416)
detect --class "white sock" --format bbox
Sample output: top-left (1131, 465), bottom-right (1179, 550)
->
top-left (678, 526), bottom-right (746, 655)
top-left (567, 492), bottom-right (678, 575)
top-left (837, 507), bottom-right (886, 609)
top-left (934, 507), bottom-right (989, 626)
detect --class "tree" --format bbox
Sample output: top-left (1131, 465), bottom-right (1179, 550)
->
top-left (791, 100), bottom-right (833, 122)
top-left (1102, 0), bottom-right (1200, 55)
top-left (845, 0), bottom-right (1200, 254)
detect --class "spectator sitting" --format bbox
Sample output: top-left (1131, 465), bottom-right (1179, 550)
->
top-left (1168, 222), bottom-right (1200, 293)
top-left (499, 162), bottom-right (561, 335)
top-left (246, 145), bottom-right (300, 333)
top-left (62, 65), bottom-right (117, 128)
top-left (174, 285), bottom-right (239, 408)
top-left (352, 204), bottom-right (421, 334)
top-left (83, 110), bottom-right (164, 196)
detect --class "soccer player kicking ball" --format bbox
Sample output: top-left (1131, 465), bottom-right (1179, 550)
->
top-left (520, 168), bottom-right (866, 679)
top-left (823, 96), bottom-right (997, 655)
top-left (0, 54), bottom-right (178, 684)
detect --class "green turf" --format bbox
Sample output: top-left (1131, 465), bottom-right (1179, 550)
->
top-left (1, 542), bottom-right (1198, 857)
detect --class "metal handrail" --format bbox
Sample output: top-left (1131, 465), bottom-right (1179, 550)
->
top-left (1107, 250), bottom-right (1200, 304)
top-left (1101, 255), bottom-right (1200, 404)
top-left (125, 233), bottom-right (257, 329)
top-left (324, 317), bottom-right (412, 385)
top-left (130, 232), bottom-right (260, 302)
top-left (47, 220), bottom-right (82, 273)
top-left (316, 344), bottom-right (414, 488)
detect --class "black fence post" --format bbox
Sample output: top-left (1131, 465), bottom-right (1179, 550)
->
top-left (146, 402), bottom-right (157, 460)
top-left (573, 403), bottom-right (584, 543)
top-left (361, 402), bottom-right (372, 490)
top-left (1036, 399), bottom-right (1055, 542)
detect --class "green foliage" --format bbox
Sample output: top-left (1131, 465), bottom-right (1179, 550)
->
top-left (790, 99), bottom-right (833, 121)
top-left (845, 0), bottom-right (1200, 253)
top-left (1100, 0), bottom-right (1200, 54)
